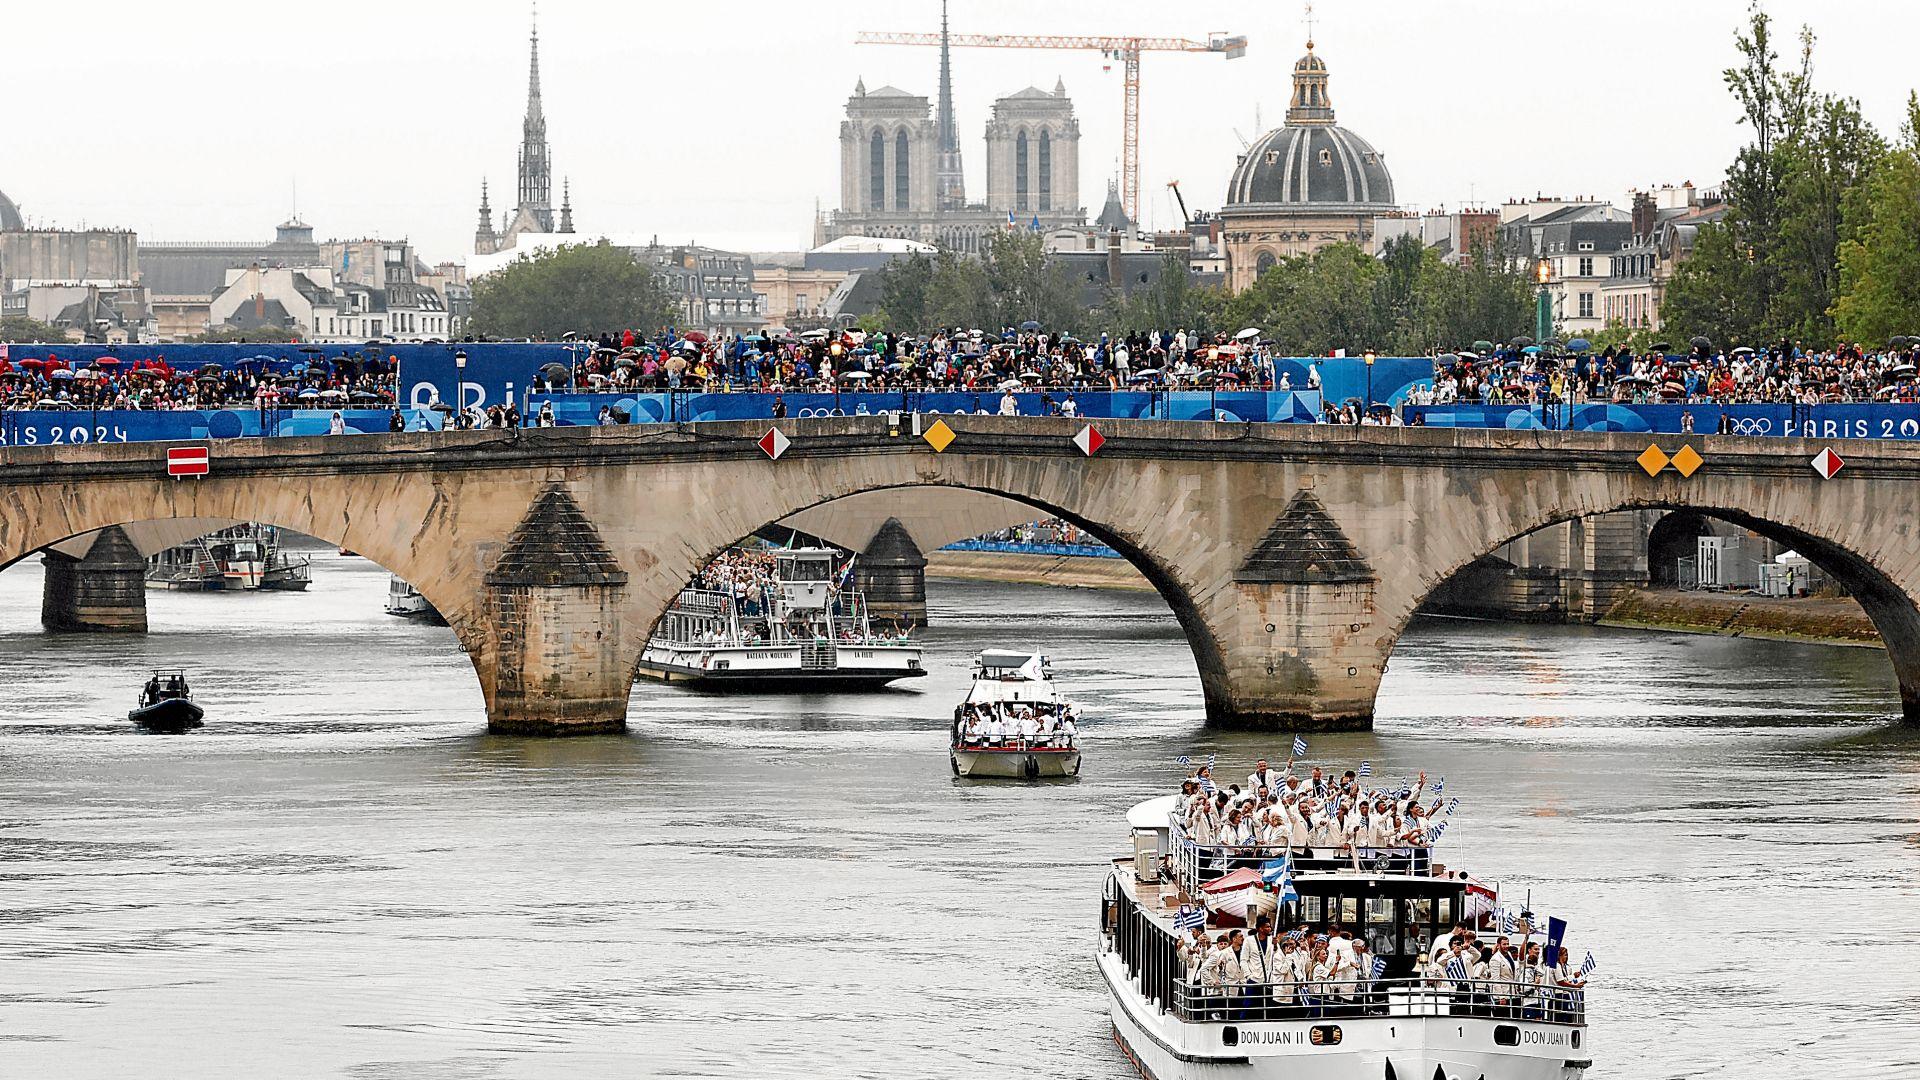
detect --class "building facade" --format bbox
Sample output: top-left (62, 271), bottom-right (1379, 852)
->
top-left (984, 82), bottom-right (1080, 216)
top-left (636, 243), bottom-right (765, 337)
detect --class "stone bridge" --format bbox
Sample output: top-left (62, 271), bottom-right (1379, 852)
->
top-left (2, 416), bottom-right (1914, 733)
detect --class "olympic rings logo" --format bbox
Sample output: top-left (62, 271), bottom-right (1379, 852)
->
top-left (1726, 416), bottom-right (1773, 435)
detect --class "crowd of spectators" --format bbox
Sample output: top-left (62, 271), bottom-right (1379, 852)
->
top-left (1417, 339), bottom-right (1920, 408)
top-left (533, 326), bottom-right (1274, 395)
top-left (0, 353), bottom-right (398, 412)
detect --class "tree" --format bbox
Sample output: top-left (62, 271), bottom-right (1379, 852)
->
top-left (867, 231), bottom-right (1080, 333)
top-left (0, 315), bottom-right (63, 343)
top-left (1835, 94), bottom-right (1920, 345)
top-left (980, 230), bottom-right (1081, 332)
top-left (469, 241), bottom-right (674, 339)
top-left (1097, 251), bottom-right (1220, 336)
top-left (186, 326), bottom-right (303, 343)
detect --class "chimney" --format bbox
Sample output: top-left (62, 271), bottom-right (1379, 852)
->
top-left (1107, 228), bottom-right (1123, 295)
top-left (1631, 192), bottom-right (1656, 239)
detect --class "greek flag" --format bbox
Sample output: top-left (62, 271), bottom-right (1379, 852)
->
top-left (1292, 735), bottom-right (1307, 757)
top-left (1580, 951), bottom-right (1598, 977)
top-left (1433, 776), bottom-right (1445, 794)
top-left (1500, 908), bottom-right (1517, 934)
top-left (1444, 956), bottom-right (1469, 983)
top-left (1287, 929), bottom-right (1305, 942)
top-left (1174, 905), bottom-right (1205, 931)
top-left (1427, 821), bottom-right (1448, 844)
top-left (1371, 956), bottom-right (1387, 979)
top-left (1176, 754), bottom-right (1191, 766)
top-left (1358, 761), bottom-right (1371, 778)
top-left (1206, 752), bottom-right (1217, 768)
top-left (1259, 856), bottom-right (1292, 886)
top-left (1447, 797), bottom-right (1460, 816)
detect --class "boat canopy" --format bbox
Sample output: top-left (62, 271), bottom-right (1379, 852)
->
top-left (1126, 794), bottom-right (1175, 831)
top-left (977, 648), bottom-right (1047, 674)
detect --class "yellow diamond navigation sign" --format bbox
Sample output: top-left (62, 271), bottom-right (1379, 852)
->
top-left (1670, 444), bottom-right (1704, 477)
top-left (923, 418), bottom-right (955, 453)
top-left (1636, 444), bottom-right (1671, 476)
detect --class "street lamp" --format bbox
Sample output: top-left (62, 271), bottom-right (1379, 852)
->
top-left (1535, 258), bottom-right (1553, 344)
top-left (1363, 349), bottom-right (1377, 420)
top-left (454, 350), bottom-right (467, 429)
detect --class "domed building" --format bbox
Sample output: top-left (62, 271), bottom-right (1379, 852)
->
top-left (0, 187), bottom-right (25, 232)
top-left (1220, 42), bottom-right (1397, 292)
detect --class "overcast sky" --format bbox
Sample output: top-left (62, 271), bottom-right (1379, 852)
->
top-left (5, 0), bottom-right (1914, 263)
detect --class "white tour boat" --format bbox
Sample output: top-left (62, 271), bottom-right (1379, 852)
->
top-left (1101, 795), bottom-right (1592, 1080)
top-left (385, 575), bottom-right (446, 624)
top-left (636, 546), bottom-right (924, 688)
top-left (949, 649), bottom-right (1082, 778)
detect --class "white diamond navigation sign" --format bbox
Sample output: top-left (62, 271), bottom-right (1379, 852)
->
top-left (1811, 447), bottom-right (1844, 480)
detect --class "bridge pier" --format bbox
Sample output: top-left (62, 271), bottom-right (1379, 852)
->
top-left (480, 484), bottom-right (632, 736)
top-left (1208, 491), bottom-right (1383, 732)
top-left (852, 517), bottom-right (928, 627)
top-left (41, 526), bottom-right (148, 633)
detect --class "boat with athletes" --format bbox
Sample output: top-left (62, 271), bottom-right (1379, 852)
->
top-left (384, 575), bottom-right (447, 624)
top-left (146, 523), bottom-right (312, 592)
top-left (950, 649), bottom-right (1082, 779)
top-left (129, 670), bottom-right (205, 731)
top-left (1101, 795), bottom-right (1592, 1080)
top-left (637, 546), bottom-right (924, 688)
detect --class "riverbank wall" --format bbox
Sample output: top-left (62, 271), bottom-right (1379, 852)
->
top-left (928, 548), bottom-right (1883, 648)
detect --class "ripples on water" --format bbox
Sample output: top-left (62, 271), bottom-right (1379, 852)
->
top-left (0, 553), bottom-right (1916, 1078)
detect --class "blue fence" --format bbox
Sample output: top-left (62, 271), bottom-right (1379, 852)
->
top-left (939, 539), bottom-right (1124, 559)
top-left (0, 407), bottom-right (444, 447)
top-left (1406, 402), bottom-right (1920, 440)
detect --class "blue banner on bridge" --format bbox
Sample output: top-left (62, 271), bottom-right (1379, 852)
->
top-left (0, 407), bottom-right (444, 447)
top-left (523, 390), bottom-right (1325, 426)
top-left (1406, 402), bottom-right (1920, 440)
top-left (1272, 356), bottom-right (1434, 407)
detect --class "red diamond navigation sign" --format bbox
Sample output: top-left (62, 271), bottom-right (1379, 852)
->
top-left (1811, 446), bottom-right (1844, 479)
top-left (758, 427), bottom-right (791, 461)
top-left (166, 445), bottom-right (209, 477)
top-left (1073, 424), bottom-right (1105, 456)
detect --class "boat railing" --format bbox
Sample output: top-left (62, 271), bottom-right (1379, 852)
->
top-left (1167, 977), bottom-right (1587, 1028)
top-left (1166, 821), bottom-right (1433, 895)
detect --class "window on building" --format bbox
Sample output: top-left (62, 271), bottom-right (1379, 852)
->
top-left (796, 293), bottom-right (808, 312)
top-left (1038, 130), bottom-right (1052, 212)
top-left (1578, 292), bottom-right (1594, 319)
top-left (1577, 241), bottom-right (1594, 252)
top-left (869, 129), bottom-right (885, 210)
top-left (1578, 257), bottom-right (1594, 277)
top-left (1318, 148), bottom-right (1333, 166)
top-left (1016, 131), bottom-right (1030, 212)
top-left (895, 130), bottom-right (911, 211)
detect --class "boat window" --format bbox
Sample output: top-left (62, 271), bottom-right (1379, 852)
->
top-left (1407, 897), bottom-right (1432, 924)
top-left (1300, 895), bottom-right (1322, 922)
top-left (1336, 896), bottom-right (1358, 924)
top-left (1435, 897), bottom-right (1453, 924)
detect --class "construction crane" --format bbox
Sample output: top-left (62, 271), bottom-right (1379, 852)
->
top-left (855, 29), bottom-right (1247, 226)
top-left (1166, 180), bottom-right (1191, 228)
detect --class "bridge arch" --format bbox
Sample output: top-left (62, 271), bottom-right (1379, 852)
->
top-left (1378, 498), bottom-right (1920, 717)
top-left (633, 479), bottom-right (1234, 719)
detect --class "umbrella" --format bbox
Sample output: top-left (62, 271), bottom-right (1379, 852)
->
top-left (1132, 367), bottom-right (1162, 377)
top-left (1890, 364), bottom-right (1917, 378)
top-left (19, 358), bottom-right (46, 370)
top-left (35, 398), bottom-right (64, 408)
top-left (1520, 347), bottom-right (1541, 356)
top-left (1650, 342), bottom-right (1674, 354)
top-left (50, 369), bottom-right (76, 380)
top-left (1566, 338), bottom-right (1592, 352)
top-left (1510, 335), bottom-right (1535, 348)
top-left (1731, 346), bottom-right (1756, 356)
top-left (1019, 320), bottom-right (1042, 331)
top-left (614, 357), bottom-right (638, 369)
top-left (800, 329), bottom-right (829, 340)
top-left (429, 401), bottom-right (456, 414)
top-left (980, 333), bottom-right (1003, 345)
top-left (680, 331), bottom-right (709, 344)
top-left (1019, 371), bottom-right (1043, 382)
top-left (1456, 350), bottom-right (1479, 362)
top-left (1235, 327), bottom-right (1261, 341)
top-left (320, 388), bottom-right (349, 399)
top-left (350, 390), bottom-right (382, 402)
top-left (540, 362), bottom-right (570, 380)
top-left (996, 379), bottom-right (1023, 391)
top-left (1689, 335), bottom-right (1712, 350)
top-left (198, 363), bottom-right (223, 376)
top-left (839, 370), bottom-right (871, 381)
top-left (1437, 353), bottom-right (1461, 365)
top-left (298, 388), bottom-right (321, 399)
top-left (92, 356), bottom-right (121, 367)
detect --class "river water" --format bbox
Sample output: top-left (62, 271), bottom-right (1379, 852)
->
top-left (0, 552), bottom-right (1915, 1079)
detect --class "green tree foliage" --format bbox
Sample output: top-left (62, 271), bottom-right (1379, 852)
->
top-left (1835, 94), bottom-right (1920, 345)
top-left (0, 315), bottom-right (64, 343)
top-left (186, 326), bottom-right (303, 343)
top-left (1664, 5), bottom-right (1886, 348)
top-left (469, 241), bottom-right (674, 339)
top-left (1098, 251), bottom-right (1223, 336)
top-left (1220, 240), bottom-right (1532, 355)
top-left (872, 231), bottom-right (1083, 333)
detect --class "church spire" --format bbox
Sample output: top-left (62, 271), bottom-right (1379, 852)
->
top-left (516, 3), bottom-right (554, 229)
top-left (933, 0), bottom-right (966, 210)
top-left (558, 178), bottom-right (574, 234)
top-left (476, 179), bottom-right (498, 253)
